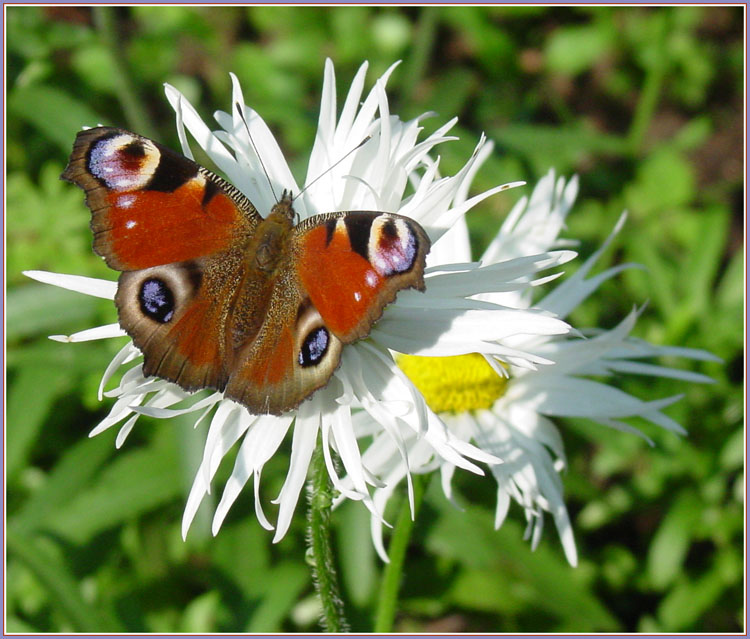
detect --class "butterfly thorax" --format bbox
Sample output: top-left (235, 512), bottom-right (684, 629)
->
top-left (247, 194), bottom-right (295, 270)
top-left (227, 203), bottom-right (297, 352)
top-left (250, 213), bottom-right (292, 273)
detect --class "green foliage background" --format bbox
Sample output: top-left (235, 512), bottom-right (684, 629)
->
top-left (6, 6), bottom-right (744, 633)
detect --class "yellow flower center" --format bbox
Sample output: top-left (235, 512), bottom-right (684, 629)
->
top-left (398, 353), bottom-right (509, 414)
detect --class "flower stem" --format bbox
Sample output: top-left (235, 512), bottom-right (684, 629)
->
top-left (307, 441), bottom-right (349, 632)
top-left (373, 474), bottom-right (426, 633)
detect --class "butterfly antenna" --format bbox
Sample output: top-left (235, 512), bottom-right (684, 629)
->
top-left (293, 135), bottom-right (372, 202)
top-left (235, 102), bottom-right (278, 202)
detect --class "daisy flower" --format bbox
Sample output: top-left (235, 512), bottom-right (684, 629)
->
top-left (354, 170), bottom-right (719, 565)
top-left (25, 60), bottom-right (575, 545)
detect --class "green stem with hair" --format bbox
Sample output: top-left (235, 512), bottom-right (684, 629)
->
top-left (307, 440), bottom-right (350, 632)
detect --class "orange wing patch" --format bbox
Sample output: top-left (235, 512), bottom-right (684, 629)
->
top-left (103, 182), bottom-right (242, 270)
top-left (296, 222), bottom-right (386, 339)
top-left (245, 326), bottom-right (296, 387)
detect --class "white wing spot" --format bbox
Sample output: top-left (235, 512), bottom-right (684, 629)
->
top-left (118, 194), bottom-right (136, 208)
top-left (365, 269), bottom-right (379, 288)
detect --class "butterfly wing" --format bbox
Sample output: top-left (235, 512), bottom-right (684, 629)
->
top-left (62, 126), bottom-right (260, 270)
top-left (63, 127), bottom-right (260, 392)
top-left (293, 211), bottom-right (430, 341)
top-left (222, 263), bottom-right (344, 415)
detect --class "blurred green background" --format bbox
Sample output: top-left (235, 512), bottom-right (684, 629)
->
top-left (6, 6), bottom-right (744, 633)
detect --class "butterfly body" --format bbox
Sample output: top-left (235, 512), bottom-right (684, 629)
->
top-left (63, 126), bottom-right (430, 414)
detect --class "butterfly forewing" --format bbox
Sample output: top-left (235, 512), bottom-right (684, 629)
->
top-left (293, 210), bottom-right (429, 341)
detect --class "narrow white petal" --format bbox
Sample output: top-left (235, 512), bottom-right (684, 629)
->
top-left (428, 216), bottom-right (473, 266)
top-left (172, 93), bottom-right (194, 160)
top-left (212, 414), bottom-right (294, 534)
top-left (607, 360), bottom-right (716, 384)
top-left (89, 393), bottom-right (145, 437)
top-left (183, 463), bottom-right (211, 540)
top-left (540, 213), bottom-right (630, 318)
top-left (49, 323), bottom-right (126, 343)
top-left (114, 414), bottom-right (138, 449)
top-left (24, 270), bottom-right (116, 299)
top-left (163, 84), bottom-right (248, 188)
top-left (494, 487), bottom-right (511, 529)
top-left (205, 404), bottom-right (254, 486)
top-left (99, 343), bottom-right (141, 399)
top-left (333, 60), bottom-right (368, 148)
top-left (130, 392), bottom-right (222, 418)
top-left (226, 74), bottom-right (300, 206)
top-left (320, 412), bottom-right (360, 500)
top-left (273, 405), bottom-right (320, 542)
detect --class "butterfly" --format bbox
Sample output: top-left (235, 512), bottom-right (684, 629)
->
top-left (62, 127), bottom-right (430, 415)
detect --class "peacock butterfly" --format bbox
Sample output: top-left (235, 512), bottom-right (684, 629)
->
top-left (62, 126), bottom-right (430, 415)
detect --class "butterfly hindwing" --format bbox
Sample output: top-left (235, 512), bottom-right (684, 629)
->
top-left (116, 251), bottom-right (249, 393)
top-left (223, 268), bottom-right (344, 415)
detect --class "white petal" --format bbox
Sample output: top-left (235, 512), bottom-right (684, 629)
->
top-left (24, 270), bottom-right (116, 299)
top-left (130, 392), bottom-right (222, 418)
top-left (164, 83), bottom-right (248, 189)
top-left (49, 323), bottom-right (126, 343)
top-left (212, 413), bottom-right (294, 533)
top-left (272, 404), bottom-right (320, 542)
top-left (99, 343), bottom-right (141, 399)
top-left (114, 414), bottom-right (139, 449)
top-left (201, 403), bottom-right (254, 486)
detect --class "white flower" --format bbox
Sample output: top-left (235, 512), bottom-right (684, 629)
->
top-left (351, 171), bottom-right (719, 565)
top-left (25, 60), bottom-right (575, 544)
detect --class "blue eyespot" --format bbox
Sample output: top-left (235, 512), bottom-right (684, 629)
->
top-left (139, 278), bottom-right (175, 323)
top-left (299, 327), bottom-right (329, 367)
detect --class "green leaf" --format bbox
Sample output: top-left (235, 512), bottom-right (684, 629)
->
top-left (657, 550), bottom-right (736, 630)
top-left (625, 149), bottom-right (695, 214)
top-left (11, 434), bottom-right (114, 535)
top-left (646, 489), bottom-right (701, 590)
top-left (7, 283), bottom-right (103, 342)
top-left (7, 364), bottom-right (71, 480)
top-left (424, 487), bottom-right (618, 631)
top-left (178, 591), bottom-right (222, 633)
top-left (70, 44), bottom-right (119, 94)
top-left (679, 205), bottom-right (727, 317)
top-left (337, 499), bottom-right (377, 607)
top-left (5, 615), bottom-right (41, 634)
top-left (718, 426), bottom-right (744, 471)
top-left (545, 20), bottom-right (616, 75)
top-left (7, 163), bottom-right (107, 286)
top-left (7, 530), bottom-right (124, 632)
top-left (212, 519), bottom-right (272, 597)
top-left (491, 123), bottom-right (629, 175)
top-left (245, 562), bottom-right (309, 632)
top-left (43, 428), bottom-right (183, 544)
top-left (8, 84), bottom-right (104, 152)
